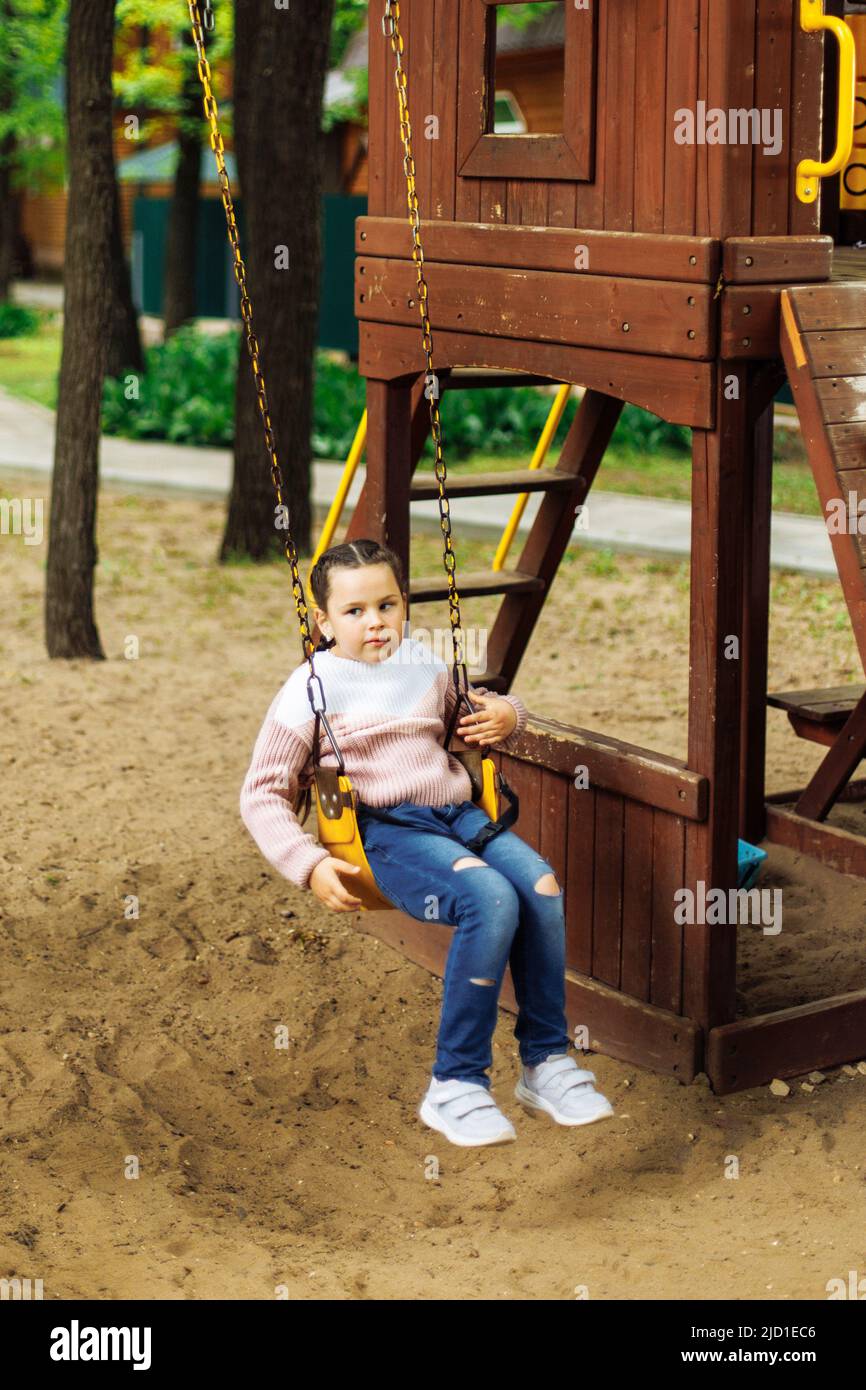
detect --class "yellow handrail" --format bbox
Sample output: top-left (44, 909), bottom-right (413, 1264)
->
top-left (311, 408), bottom-right (367, 567)
top-left (796, 0), bottom-right (856, 203)
top-left (492, 383), bottom-right (572, 571)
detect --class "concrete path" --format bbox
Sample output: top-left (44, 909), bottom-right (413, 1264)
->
top-left (0, 385), bottom-right (838, 578)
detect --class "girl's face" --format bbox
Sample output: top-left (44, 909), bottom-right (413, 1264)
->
top-left (314, 562), bottom-right (408, 663)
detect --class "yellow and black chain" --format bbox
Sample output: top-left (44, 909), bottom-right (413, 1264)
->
top-left (383, 0), bottom-right (472, 699)
top-left (187, 0), bottom-right (330, 724)
top-left (188, 0), bottom-right (471, 716)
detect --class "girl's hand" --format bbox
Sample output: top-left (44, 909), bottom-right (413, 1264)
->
top-left (310, 856), bottom-right (364, 910)
top-left (456, 692), bottom-right (518, 747)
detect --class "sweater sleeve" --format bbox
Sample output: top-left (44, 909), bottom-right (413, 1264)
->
top-left (442, 673), bottom-right (528, 754)
top-left (239, 715), bottom-right (332, 892)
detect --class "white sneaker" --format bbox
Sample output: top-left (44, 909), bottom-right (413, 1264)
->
top-left (418, 1076), bottom-right (517, 1147)
top-left (515, 1052), bottom-right (614, 1126)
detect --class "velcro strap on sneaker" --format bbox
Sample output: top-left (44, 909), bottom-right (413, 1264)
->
top-left (561, 1068), bottom-right (597, 1091)
top-left (540, 1058), bottom-right (597, 1090)
top-left (439, 1082), bottom-right (498, 1120)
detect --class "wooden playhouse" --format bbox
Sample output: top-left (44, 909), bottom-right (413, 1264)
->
top-left (331, 0), bottom-right (866, 1094)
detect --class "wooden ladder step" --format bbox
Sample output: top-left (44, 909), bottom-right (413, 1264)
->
top-left (409, 468), bottom-right (576, 501)
top-left (409, 568), bottom-right (545, 603)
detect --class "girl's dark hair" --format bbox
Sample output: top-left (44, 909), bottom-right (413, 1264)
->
top-left (309, 539), bottom-right (407, 651)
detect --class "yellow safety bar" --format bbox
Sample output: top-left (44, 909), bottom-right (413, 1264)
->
top-left (311, 408), bottom-right (367, 568)
top-left (312, 383), bottom-right (572, 573)
top-left (492, 383), bottom-right (572, 571)
top-left (796, 0), bottom-right (856, 203)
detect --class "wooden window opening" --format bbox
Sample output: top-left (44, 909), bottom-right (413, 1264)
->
top-left (457, 0), bottom-right (597, 183)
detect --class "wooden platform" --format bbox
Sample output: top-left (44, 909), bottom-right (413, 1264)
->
top-left (831, 246), bottom-right (866, 284)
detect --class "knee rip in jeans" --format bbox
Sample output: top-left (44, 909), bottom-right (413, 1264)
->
top-left (535, 872), bottom-right (561, 896)
top-left (455, 862), bottom-right (493, 985)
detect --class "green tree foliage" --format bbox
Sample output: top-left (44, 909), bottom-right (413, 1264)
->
top-left (331, 0), bottom-right (367, 66)
top-left (113, 0), bottom-right (368, 143)
top-left (114, 0), bottom-right (234, 145)
top-left (0, 0), bottom-right (67, 194)
top-left (0, 0), bottom-right (380, 208)
top-left (322, 0), bottom-right (367, 132)
top-left (496, 1), bottom-right (561, 29)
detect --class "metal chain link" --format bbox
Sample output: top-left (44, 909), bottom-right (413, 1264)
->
top-left (187, 0), bottom-right (473, 718)
top-left (383, 0), bottom-right (472, 702)
top-left (186, 0), bottom-right (327, 719)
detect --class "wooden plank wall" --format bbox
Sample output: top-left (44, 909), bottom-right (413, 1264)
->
top-left (493, 750), bottom-right (690, 1016)
top-left (372, 0), bottom-right (825, 240)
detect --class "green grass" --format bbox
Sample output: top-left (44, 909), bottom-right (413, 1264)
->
top-left (0, 311), bottom-right (823, 517)
top-left (0, 309), bottom-right (62, 408)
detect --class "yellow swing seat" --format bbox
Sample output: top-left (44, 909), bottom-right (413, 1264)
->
top-left (298, 691), bottom-right (517, 912)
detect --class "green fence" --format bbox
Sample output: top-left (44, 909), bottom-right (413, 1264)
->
top-left (131, 193), bottom-right (367, 356)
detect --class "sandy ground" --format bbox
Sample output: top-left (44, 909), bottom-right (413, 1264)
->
top-left (2, 468), bottom-right (865, 1301)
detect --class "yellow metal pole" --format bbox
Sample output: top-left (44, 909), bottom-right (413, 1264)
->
top-left (492, 384), bottom-right (572, 572)
top-left (311, 409), bottom-right (367, 568)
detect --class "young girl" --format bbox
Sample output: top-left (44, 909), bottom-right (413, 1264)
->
top-left (240, 538), bottom-right (614, 1147)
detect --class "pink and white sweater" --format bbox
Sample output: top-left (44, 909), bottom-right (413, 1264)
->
top-left (239, 634), bottom-right (529, 891)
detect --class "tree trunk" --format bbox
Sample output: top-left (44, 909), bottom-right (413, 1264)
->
top-left (222, 0), bottom-right (334, 562)
top-left (105, 176), bottom-right (144, 376)
top-left (162, 36), bottom-right (203, 337)
top-left (45, 0), bottom-right (116, 659)
top-left (0, 130), bottom-right (16, 301)
top-left (0, 0), bottom-right (16, 301)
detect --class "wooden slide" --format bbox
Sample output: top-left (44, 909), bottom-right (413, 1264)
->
top-left (772, 285), bottom-right (866, 820)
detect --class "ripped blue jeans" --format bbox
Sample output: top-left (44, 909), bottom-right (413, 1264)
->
top-left (356, 798), bottom-right (571, 1089)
